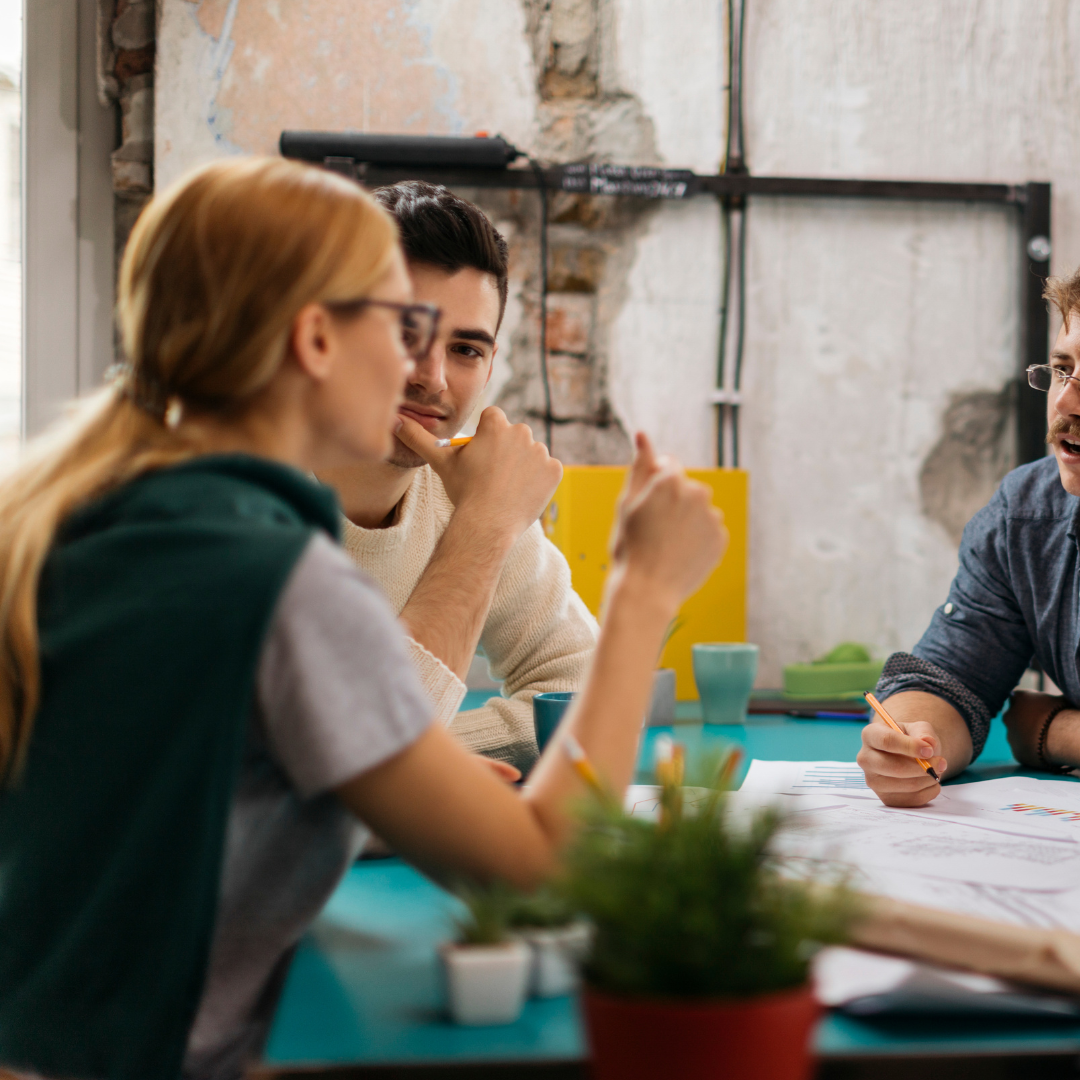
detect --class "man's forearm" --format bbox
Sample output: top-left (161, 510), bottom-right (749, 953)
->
top-left (398, 511), bottom-right (516, 680)
top-left (878, 691), bottom-right (974, 777)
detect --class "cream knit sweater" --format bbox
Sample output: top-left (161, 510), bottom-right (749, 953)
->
top-left (341, 466), bottom-right (599, 769)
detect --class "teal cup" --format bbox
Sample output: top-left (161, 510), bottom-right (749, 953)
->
top-left (533, 691), bottom-right (575, 752)
top-left (692, 643), bottom-right (759, 725)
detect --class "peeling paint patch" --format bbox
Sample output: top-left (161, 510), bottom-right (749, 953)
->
top-left (194, 0), bottom-right (464, 155)
top-left (920, 387), bottom-right (1016, 548)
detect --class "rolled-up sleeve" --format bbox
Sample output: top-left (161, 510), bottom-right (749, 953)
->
top-left (876, 486), bottom-right (1034, 759)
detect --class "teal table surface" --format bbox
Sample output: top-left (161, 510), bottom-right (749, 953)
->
top-left (265, 702), bottom-right (1080, 1067)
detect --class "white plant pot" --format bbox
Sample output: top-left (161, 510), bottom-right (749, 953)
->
top-left (440, 940), bottom-right (531, 1025)
top-left (646, 668), bottom-right (677, 727)
top-left (518, 921), bottom-right (593, 998)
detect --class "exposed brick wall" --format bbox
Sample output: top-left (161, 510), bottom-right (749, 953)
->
top-left (98, 0), bottom-right (154, 300)
top-left (482, 0), bottom-right (673, 464)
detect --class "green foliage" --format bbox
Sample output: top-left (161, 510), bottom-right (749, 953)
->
top-left (507, 885), bottom-right (577, 929)
top-left (814, 642), bottom-right (872, 665)
top-left (658, 616), bottom-right (685, 662)
top-left (563, 754), bottom-right (856, 1000)
top-left (452, 880), bottom-right (516, 946)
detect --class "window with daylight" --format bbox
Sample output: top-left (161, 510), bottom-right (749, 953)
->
top-left (0, 0), bottom-right (20, 465)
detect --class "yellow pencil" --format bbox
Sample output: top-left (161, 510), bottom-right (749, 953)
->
top-left (655, 739), bottom-right (685, 789)
top-left (562, 733), bottom-right (607, 799)
top-left (864, 692), bottom-right (940, 781)
top-left (434, 436), bottom-right (473, 447)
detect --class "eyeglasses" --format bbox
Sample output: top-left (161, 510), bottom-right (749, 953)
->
top-left (327, 299), bottom-right (440, 361)
top-left (1028, 364), bottom-right (1080, 394)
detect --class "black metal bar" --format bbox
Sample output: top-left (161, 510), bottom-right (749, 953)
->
top-left (1018, 181), bottom-right (1053, 465)
top-left (297, 157), bottom-right (1025, 206)
top-left (699, 174), bottom-right (1021, 204)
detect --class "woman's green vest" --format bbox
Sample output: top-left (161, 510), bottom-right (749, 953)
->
top-left (0, 454), bottom-right (340, 1080)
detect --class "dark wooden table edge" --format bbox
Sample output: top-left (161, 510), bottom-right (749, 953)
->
top-left (252, 1046), bottom-right (1080, 1080)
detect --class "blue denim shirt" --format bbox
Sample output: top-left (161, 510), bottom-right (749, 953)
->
top-left (876, 455), bottom-right (1080, 759)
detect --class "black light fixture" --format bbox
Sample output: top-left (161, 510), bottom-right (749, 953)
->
top-left (279, 131), bottom-right (521, 170)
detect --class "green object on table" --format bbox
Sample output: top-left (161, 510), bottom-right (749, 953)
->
top-left (783, 641), bottom-right (883, 700)
top-left (266, 708), bottom-right (1078, 1071)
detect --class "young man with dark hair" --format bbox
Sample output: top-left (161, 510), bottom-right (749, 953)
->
top-left (858, 264), bottom-right (1080, 802)
top-left (319, 182), bottom-right (597, 773)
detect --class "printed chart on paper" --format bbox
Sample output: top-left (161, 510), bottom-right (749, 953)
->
top-left (739, 763), bottom-right (1080, 931)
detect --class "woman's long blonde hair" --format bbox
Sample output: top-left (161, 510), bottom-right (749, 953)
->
top-left (0, 156), bottom-right (398, 782)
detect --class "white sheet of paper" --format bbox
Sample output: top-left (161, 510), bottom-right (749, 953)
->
top-left (624, 785), bottom-right (849, 824)
top-left (740, 759), bottom-right (875, 797)
top-left (770, 800), bottom-right (1080, 889)
top-left (845, 867), bottom-right (1080, 930)
top-left (813, 946), bottom-right (1010, 1006)
top-left (624, 784), bottom-right (714, 819)
top-left (880, 788), bottom-right (1077, 841)
top-left (654, 762), bottom-right (1080, 923)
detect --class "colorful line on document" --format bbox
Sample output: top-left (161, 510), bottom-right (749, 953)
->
top-left (1001, 802), bottom-right (1080, 823)
top-left (791, 764), bottom-right (869, 791)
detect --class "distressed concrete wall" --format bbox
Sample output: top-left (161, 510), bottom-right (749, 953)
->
top-left (737, 0), bottom-right (1080, 682)
top-left (153, 1), bottom-right (1080, 685)
top-left (156, 0), bottom-right (538, 186)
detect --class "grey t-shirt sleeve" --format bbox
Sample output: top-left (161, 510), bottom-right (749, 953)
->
top-left (257, 532), bottom-right (434, 799)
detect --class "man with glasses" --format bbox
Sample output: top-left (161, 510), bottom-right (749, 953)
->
top-left (319, 182), bottom-right (597, 775)
top-left (859, 267), bottom-right (1080, 803)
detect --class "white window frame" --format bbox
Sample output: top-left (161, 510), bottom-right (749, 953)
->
top-left (23, 0), bottom-right (115, 437)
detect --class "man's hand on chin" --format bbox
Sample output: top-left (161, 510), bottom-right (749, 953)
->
top-left (395, 406), bottom-right (563, 543)
top-left (1004, 689), bottom-right (1080, 771)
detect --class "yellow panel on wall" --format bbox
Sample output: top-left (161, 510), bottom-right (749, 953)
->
top-left (543, 467), bottom-right (748, 700)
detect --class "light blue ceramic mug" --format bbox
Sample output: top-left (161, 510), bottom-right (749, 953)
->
top-left (692, 643), bottom-right (759, 725)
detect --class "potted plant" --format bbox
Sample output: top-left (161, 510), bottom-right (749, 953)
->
top-left (440, 881), bottom-right (532, 1025)
top-left (564, 751), bottom-right (854, 1080)
top-left (508, 886), bottom-right (592, 998)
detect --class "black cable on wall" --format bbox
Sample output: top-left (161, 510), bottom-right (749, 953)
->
top-left (716, 0), bottom-right (748, 468)
top-left (529, 157), bottom-right (553, 451)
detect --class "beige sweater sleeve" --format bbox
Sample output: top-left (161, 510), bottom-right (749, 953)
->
top-left (339, 467), bottom-right (597, 770)
top-left (448, 520), bottom-right (599, 770)
top-left (405, 638), bottom-right (468, 726)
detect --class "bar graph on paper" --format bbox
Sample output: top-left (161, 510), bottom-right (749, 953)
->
top-left (1002, 802), bottom-right (1080, 824)
top-left (790, 764), bottom-right (869, 792)
top-left (739, 760), bottom-right (872, 796)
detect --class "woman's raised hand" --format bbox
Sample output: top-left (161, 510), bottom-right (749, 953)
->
top-left (608, 432), bottom-right (727, 611)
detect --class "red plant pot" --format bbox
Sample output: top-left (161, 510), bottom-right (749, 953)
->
top-left (583, 983), bottom-right (821, 1080)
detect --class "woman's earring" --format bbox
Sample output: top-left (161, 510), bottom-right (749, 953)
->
top-left (164, 397), bottom-right (183, 430)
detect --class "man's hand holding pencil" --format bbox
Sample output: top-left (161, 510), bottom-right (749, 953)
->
top-left (857, 692), bottom-right (948, 807)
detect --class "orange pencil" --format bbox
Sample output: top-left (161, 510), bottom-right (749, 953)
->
top-left (864, 692), bottom-right (940, 781)
top-left (434, 436), bottom-right (473, 448)
top-left (718, 746), bottom-right (743, 789)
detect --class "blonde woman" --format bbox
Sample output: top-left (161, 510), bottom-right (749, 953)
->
top-left (0, 158), bottom-right (725, 1080)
